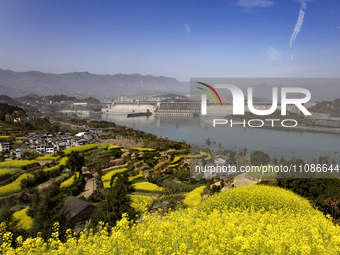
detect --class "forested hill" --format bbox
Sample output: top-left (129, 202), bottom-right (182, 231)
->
top-left (0, 103), bottom-right (26, 121)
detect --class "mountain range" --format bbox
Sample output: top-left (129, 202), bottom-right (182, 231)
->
top-left (0, 69), bottom-right (189, 100)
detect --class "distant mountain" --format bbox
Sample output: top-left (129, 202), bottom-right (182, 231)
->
top-left (0, 69), bottom-right (189, 100)
top-left (0, 85), bottom-right (35, 98)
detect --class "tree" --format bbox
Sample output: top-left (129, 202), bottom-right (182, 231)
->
top-left (0, 206), bottom-right (17, 230)
top-left (250, 151), bottom-right (270, 165)
top-left (205, 138), bottom-right (211, 147)
top-left (27, 184), bottom-right (74, 241)
top-left (90, 171), bottom-right (136, 228)
top-left (66, 151), bottom-right (85, 174)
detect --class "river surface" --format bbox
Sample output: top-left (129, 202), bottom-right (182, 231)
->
top-left (79, 113), bottom-right (340, 162)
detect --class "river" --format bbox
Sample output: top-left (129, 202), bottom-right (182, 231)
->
top-left (78, 112), bottom-right (340, 163)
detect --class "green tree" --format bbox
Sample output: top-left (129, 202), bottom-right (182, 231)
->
top-left (229, 151), bottom-right (237, 164)
top-left (27, 184), bottom-right (74, 241)
top-left (66, 151), bottom-right (85, 174)
top-left (90, 171), bottom-right (136, 228)
top-left (0, 206), bottom-right (17, 230)
top-left (250, 151), bottom-right (270, 165)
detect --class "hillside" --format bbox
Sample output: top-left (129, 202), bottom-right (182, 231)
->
top-left (308, 98), bottom-right (340, 117)
top-left (0, 103), bottom-right (26, 121)
top-left (0, 95), bottom-right (22, 106)
top-left (16, 94), bottom-right (101, 104)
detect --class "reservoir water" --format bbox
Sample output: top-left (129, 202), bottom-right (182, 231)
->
top-left (81, 113), bottom-right (340, 163)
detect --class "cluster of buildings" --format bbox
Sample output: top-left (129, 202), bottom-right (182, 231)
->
top-left (0, 129), bottom-right (105, 156)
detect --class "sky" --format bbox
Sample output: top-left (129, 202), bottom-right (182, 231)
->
top-left (0, 0), bottom-right (339, 82)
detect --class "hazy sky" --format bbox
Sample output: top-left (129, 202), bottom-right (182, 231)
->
top-left (0, 0), bottom-right (339, 81)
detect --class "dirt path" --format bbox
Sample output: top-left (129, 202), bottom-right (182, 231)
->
top-left (231, 173), bottom-right (259, 187)
top-left (36, 173), bottom-right (68, 191)
top-left (79, 178), bottom-right (98, 198)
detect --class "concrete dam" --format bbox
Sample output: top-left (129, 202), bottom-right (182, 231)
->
top-left (101, 102), bottom-right (316, 116)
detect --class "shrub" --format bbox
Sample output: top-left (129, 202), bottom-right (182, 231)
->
top-left (131, 182), bottom-right (163, 193)
top-left (251, 150), bottom-right (270, 165)
top-left (183, 186), bottom-right (206, 207)
top-left (0, 173), bottom-right (35, 196)
top-left (60, 172), bottom-right (80, 189)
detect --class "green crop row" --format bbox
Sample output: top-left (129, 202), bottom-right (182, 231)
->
top-left (60, 172), bottom-right (80, 189)
top-left (0, 160), bottom-right (37, 169)
top-left (131, 182), bottom-right (163, 193)
top-left (0, 173), bottom-right (35, 197)
top-left (63, 144), bottom-right (98, 155)
top-left (129, 148), bottom-right (155, 152)
top-left (183, 186), bottom-right (206, 207)
top-left (101, 168), bottom-right (128, 189)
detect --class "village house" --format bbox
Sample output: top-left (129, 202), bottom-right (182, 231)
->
top-left (0, 142), bottom-right (10, 152)
top-left (64, 197), bottom-right (96, 224)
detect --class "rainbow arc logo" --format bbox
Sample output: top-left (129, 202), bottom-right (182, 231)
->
top-left (196, 82), bottom-right (223, 106)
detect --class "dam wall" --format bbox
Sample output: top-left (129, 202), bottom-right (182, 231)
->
top-left (101, 102), bottom-right (316, 116)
